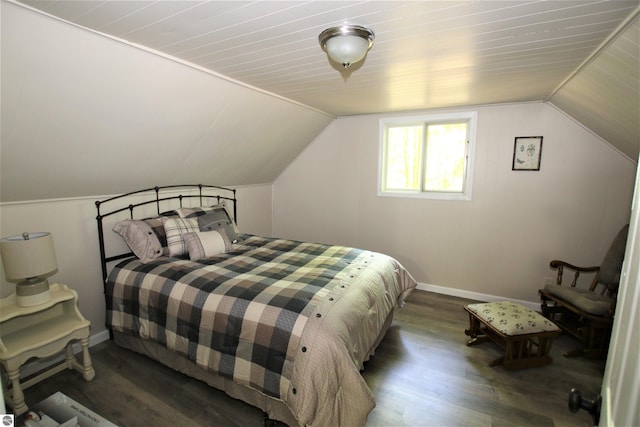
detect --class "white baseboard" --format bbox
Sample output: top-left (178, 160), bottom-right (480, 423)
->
top-left (416, 282), bottom-right (541, 311)
top-left (88, 329), bottom-right (111, 347)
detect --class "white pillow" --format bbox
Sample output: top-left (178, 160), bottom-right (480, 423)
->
top-left (182, 229), bottom-right (231, 260)
top-left (163, 217), bottom-right (199, 257)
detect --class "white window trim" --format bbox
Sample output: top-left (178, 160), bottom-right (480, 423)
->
top-left (378, 111), bottom-right (477, 201)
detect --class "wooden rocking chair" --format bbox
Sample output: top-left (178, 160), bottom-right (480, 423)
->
top-left (539, 225), bottom-right (629, 358)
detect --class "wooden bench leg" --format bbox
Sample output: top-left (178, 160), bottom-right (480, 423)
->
top-left (489, 355), bottom-right (505, 367)
top-left (465, 314), bottom-right (490, 346)
top-left (464, 312), bottom-right (478, 338)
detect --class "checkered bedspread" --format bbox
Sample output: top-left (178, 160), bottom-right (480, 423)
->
top-left (107, 235), bottom-right (416, 425)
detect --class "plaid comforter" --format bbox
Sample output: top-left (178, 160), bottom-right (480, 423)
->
top-left (107, 235), bottom-right (416, 426)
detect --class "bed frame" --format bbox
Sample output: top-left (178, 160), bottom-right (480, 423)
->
top-left (95, 184), bottom-right (237, 287)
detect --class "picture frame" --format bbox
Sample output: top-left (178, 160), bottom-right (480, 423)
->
top-left (512, 136), bottom-right (543, 171)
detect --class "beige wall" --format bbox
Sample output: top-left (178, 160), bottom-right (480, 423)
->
top-left (0, 184), bottom-right (273, 337)
top-left (272, 102), bottom-right (637, 304)
top-left (0, 101), bottom-right (635, 339)
top-left (1, 2), bottom-right (333, 203)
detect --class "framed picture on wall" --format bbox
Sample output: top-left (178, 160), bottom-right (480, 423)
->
top-left (512, 136), bottom-right (543, 171)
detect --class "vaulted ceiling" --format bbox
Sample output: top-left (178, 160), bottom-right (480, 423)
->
top-left (1, 1), bottom-right (638, 202)
top-left (15, 0), bottom-right (638, 116)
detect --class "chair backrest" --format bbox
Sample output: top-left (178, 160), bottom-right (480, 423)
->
top-left (597, 224), bottom-right (629, 292)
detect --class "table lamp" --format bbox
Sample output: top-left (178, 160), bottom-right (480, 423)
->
top-left (0, 232), bottom-right (58, 307)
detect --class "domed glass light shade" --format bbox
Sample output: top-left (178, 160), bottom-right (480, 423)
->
top-left (319, 25), bottom-right (375, 69)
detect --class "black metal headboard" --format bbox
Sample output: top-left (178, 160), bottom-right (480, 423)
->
top-left (95, 184), bottom-right (237, 287)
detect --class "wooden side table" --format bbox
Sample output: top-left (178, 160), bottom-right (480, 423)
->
top-left (0, 283), bottom-right (95, 415)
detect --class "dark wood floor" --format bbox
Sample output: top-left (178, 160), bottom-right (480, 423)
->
top-left (16, 291), bottom-right (603, 426)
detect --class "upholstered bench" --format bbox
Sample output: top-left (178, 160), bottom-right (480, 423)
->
top-left (464, 301), bottom-right (560, 370)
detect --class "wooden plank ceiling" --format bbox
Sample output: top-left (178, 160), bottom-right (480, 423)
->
top-left (11, 0), bottom-right (640, 162)
top-left (17, 1), bottom-right (636, 112)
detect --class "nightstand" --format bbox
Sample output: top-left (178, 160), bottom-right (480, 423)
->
top-left (0, 283), bottom-right (95, 415)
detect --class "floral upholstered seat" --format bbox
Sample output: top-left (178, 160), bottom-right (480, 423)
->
top-left (466, 301), bottom-right (559, 336)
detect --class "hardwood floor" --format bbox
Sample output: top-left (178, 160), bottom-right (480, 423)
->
top-left (16, 290), bottom-right (603, 426)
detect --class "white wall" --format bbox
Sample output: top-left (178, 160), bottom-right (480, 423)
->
top-left (0, 184), bottom-right (273, 337)
top-left (273, 102), bottom-right (637, 303)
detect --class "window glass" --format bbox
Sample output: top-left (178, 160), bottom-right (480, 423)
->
top-left (379, 112), bottom-right (476, 200)
top-left (424, 123), bottom-right (467, 192)
top-left (385, 125), bottom-right (423, 191)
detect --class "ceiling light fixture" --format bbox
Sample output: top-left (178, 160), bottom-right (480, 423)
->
top-left (319, 24), bottom-right (375, 69)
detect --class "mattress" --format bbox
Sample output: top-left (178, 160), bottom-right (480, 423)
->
top-left (106, 235), bottom-right (416, 426)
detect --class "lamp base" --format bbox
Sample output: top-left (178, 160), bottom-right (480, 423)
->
top-left (16, 278), bottom-right (51, 307)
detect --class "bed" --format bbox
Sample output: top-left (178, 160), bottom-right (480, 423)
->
top-left (96, 185), bottom-right (416, 426)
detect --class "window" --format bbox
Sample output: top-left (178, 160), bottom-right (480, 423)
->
top-left (378, 112), bottom-right (476, 200)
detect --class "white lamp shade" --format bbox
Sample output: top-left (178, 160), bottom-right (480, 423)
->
top-left (0, 232), bottom-right (58, 281)
top-left (325, 35), bottom-right (370, 67)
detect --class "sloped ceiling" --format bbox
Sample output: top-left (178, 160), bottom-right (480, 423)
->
top-left (1, 0), bottom-right (639, 202)
top-left (1, 1), bottom-right (333, 202)
top-left (548, 16), bottom-right (639, 159)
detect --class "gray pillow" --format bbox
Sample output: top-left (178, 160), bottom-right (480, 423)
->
top-left (197, 207), bottom-right (240, 243)
top-left (113, 219), bottom-right (166, 262)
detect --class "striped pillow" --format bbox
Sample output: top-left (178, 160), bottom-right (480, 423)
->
top-left (163, 217), bottom-right (199, 257)
top-left (182, 229), bottom-right (231, 260)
